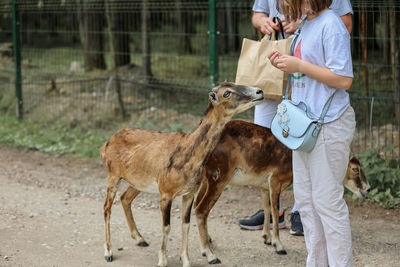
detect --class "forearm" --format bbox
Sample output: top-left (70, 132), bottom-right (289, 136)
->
top-left (298, 60), bottom-right (353, 90)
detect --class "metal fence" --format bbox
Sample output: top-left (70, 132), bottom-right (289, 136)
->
top-left (0, 0), bottom-right (399, 158)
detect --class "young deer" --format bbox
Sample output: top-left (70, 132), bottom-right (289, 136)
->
top-left (193, 120), bottom-right (370, 264)
top-left (99, 83), bottom-right (263, 267)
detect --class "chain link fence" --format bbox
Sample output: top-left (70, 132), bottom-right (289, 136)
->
top-left (0, 0), bottom-right (399, 158)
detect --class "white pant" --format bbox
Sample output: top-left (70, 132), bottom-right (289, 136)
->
top-left (254, 99), bottom-right (280, 128)
top-left (293, 106), bottom-right (356, 267)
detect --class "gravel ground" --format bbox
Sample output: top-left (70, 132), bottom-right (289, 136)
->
top-left (0, 146), bottom-right (399, 267)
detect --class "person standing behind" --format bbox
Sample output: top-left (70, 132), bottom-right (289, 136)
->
top-left (269, 0), bottom-right (355, 266)
top-left (239, 0), bottom-right (354, 236)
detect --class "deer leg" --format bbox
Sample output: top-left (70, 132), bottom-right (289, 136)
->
top-left (270, 181), bottom-right (286, 255)
top-left (194, 181), bottom-right (214, 244)
top-left (158, 195), bottom-right (172, 267)
top-left (260, 189), bottom-right (272, 246)
top-left (194, 181), bottom-right (212, 243)
top-left (104, 177), bottom-right (121, 262)
top-left (194, 181), bottom-right (223, 265)
top-left (180, 193), bottom-right (194, 267)
top-left (120, 186), bottom-right (148, 247)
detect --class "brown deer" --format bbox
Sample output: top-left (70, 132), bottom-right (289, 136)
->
top-left (99, 83), bottom-right (263, 267)
top-left (192, 120), bottom-right (370, 264)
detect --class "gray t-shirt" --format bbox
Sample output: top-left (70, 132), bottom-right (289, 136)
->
top-left (329, 0), bottom-right (354, 16)
top-left (291, 10), bottom-right (353, 122)
top-left (252, 0), bottom-right (353, 18)
top-left (252, 0), bottom-right (289, 37)
top-left (253, 0), bottom-right (283, 19)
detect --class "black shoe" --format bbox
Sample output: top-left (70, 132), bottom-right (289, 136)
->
top-left (239, 210), bottom-right (286, 230)
top-left (289, 211), bottom-right (304, 236)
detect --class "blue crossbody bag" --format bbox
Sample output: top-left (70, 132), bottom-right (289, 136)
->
top-left (271, 20), bottom-right (336, 153)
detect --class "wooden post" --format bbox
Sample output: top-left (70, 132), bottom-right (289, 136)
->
top-left (389, 0), bottom-right (399, 129)
top-left (361, 0), bottom-right (370, 132)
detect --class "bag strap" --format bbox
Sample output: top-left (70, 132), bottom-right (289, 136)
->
top-left (273, 17), bottom-right (285, 40)
top-left (289, 19), bottom-right (307, 57)
top-left (312, 91), bottom-right (336, 135)
top-left (283, 18), bottom-right (337, 124)
top-left (283, 19), bottom-right (307, 100)
top-left (256, 17), bottom-right (285, 41)
top-left (317, 91), bottom-right (336, 123)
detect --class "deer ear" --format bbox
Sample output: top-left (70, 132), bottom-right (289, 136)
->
top-left (349, 152), bottom-right (354, 160)
top-left (209, 92), bottom-right (219, 104)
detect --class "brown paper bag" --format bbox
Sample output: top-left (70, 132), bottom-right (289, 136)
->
top-left (235, 35), bottom-right (293, 99)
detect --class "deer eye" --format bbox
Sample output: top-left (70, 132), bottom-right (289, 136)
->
top-left (223, 91), bottom-right (231, 98)
top-left (352, 167), bottom-right (359, 173)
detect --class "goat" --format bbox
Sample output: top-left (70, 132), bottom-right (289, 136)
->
top-left (192, 120), bottom-right (370, 264)
top-left (99, 83), bottom-right (264, 267)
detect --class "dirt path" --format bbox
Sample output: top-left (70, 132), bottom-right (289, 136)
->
top-left (0, 147), bottom-right (399, 267)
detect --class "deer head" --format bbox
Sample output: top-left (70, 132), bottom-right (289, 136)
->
top-left (343, 156), bottom-right (371, 198)
top-left (208, 82), bottom-right (264, 117)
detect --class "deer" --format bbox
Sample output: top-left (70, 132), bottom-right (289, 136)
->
top-left (99, 82), bottom-right (264, 267)
top-left (119, 119), bottom-right (370, 264)
top-left (191, 120), bottom-right (370, 264)
top-left (343, 155), bottom-right (370, 198)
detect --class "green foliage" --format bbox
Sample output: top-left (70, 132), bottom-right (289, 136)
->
top-left (0, 110), bottom-right (197, 160)
top-left (0, 89), bottom-right (15, 114)
top-left (357, 146), bottom-right (400, 209)
top-left (0, 114), bottom-right (108, 158)
top-left (164, 122), bottom-right (187, 133)
top-left (134, 115), bottom-right (157, 130)
top-left (134, 116), bottom-right (189, 133)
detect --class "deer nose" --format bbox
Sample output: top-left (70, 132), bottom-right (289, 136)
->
top-left (366, 188), bottom-right (371, 193)
top-left (256, 89), bottom-right (263, 95)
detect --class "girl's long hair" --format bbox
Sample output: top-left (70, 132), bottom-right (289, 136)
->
top-left (278, 0), bottom-right (333, 22)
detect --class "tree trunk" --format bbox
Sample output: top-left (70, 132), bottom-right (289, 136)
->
top-left (20, 12), bottom-right (36, 46)
top-left (105, 0), bottom-right (130, 68)
top-left (225, 2), bottom-right (239, 52)
top-left (218, 9), bottom-right (227, 54)
top-left (176, 0), bottom-right (193, 53)
top-left (76, 0), bottom-right (106, 71)
top-left (380, 8), bottom-right (389, 65)
top-left (218, 4), bottom-right (240, 54)
top-left (104, 0), bottom-right (127, 119)
top-left (142, 0), bottom-right (152, 80)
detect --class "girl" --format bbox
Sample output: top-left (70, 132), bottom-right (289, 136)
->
top-left (268, 0), bottom-right (355, 266)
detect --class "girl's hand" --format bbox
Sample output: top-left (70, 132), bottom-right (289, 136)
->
top-left (276, 55), bottom-right (301, 74)
top-left (268, 51), bottom-right (282, 68)
top-left (268, 51), bottom-right (302, 74)
top-left (281, 18), bottom-right (302, 34)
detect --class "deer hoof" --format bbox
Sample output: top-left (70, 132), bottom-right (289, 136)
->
top-left (209, 258), bottom-right (221, 264)
top-left (137, 241), bottom-right (149, 247)
top-left (276, 249), bottom-right (287, 255)
top-left (105, 255), bottom-right (113, 262)
top-left (264, 240), bottom-right (272, 245)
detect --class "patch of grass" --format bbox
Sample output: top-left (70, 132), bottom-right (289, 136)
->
top-left (0, 108), bottom-right (202, 159)
top-left (0, 88), bottom-right (15, 114)
top-left (0, 114), bottom-right (109, 158)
